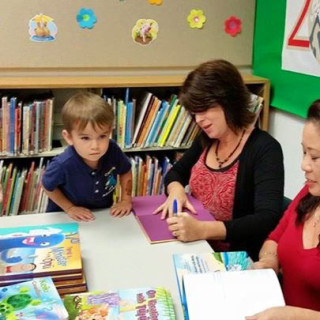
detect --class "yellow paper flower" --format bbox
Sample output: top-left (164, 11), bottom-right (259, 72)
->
top-left (148, 0), bottom-right (163, 5)
top-left (187, 9), bottom-right (206, 29)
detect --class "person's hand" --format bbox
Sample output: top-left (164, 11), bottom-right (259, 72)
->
top-left (167, 212), bottom-right (205, 241)
top-left (153, 192), bottom-right (196, 220)
top-left (111, 200), bottom-right (132, 217)
top-left (245, 306), bottom-right (298, 320)
top-left (66, 206), bottom-right (95, 222)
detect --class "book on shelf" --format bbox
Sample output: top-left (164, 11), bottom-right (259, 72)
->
top-left (172, 251), bottom-right (256, 320)
top-left (64, 286), bottom-right (176, 320)
top-left (0, 223), bottom-right (83, 282)
top-left (183, 269), bottom-right (284, 320)
top-left (131, 92), bottom-right (153, 147)
top-left (0, 276), bottom-right (69, 319)
top-left (132, 194), bottom-right (214, 243)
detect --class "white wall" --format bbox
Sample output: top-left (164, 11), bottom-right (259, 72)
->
top-left (269, 108), bottom-right (305, 199)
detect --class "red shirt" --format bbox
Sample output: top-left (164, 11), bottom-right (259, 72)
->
top-left (268, 185), bottom-right (320, 310)
top-left (189, 148), bottom-right (238, 251)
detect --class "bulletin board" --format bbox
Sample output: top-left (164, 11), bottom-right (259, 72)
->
top-left (1, 0), bottom-right (255, 71)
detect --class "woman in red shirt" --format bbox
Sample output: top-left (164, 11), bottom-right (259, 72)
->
top-left (246, 100), bottom-right (320, 319)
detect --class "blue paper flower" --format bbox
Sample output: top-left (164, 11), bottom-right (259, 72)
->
top-left (76, 8), bottom-right (97, 29)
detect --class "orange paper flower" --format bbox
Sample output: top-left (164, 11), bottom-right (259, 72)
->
top-left (148, 0), bottom-right (163, 5)
top-left (225, 16), bottom-right (242, 37)
top-left (187, 9), bottom-right (206, 29)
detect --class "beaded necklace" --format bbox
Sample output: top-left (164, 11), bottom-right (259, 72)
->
top-left (215, 129), bottom-right (246, 169)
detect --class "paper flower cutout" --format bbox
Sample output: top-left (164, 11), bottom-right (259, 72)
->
top-left (148, 0), bottom-right (163, 5)
top-left (187, 9), bottom-right (206, 29)
top-left (132, 19), bottom-right (159, 45)
top-left (76, 8), bottom-right (97, 29)
top-left (225, 16), bottom-right (242, 37)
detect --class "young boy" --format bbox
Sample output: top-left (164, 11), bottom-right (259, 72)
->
top-left (42, 91), bottom-right (132, 222)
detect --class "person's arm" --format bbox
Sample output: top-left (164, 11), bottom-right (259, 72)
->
top-left (42, 187), bottom-right (94, 222)
top-left (245, 306), bottom-right (320, 320)
top-left (252, 240), bottom-right (279, 273)
top-left (224, 134), bottom-right (285, 243)
top-left (154, 135), bottom-right (204, 218)
top-left (111, 170), bottom-right (132, 217)
top-left (167, 214), bottom-right (226, 241)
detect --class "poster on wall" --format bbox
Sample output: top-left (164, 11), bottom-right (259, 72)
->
top-left (282, 0), bottom-right (320, 76)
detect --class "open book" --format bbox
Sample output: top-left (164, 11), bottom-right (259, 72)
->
top-left (183, 269), bottom-right (285, 320)
top-left (173, 251), bottom-right (253, 319)
top-left (132, 194), bottom-right (214, 243)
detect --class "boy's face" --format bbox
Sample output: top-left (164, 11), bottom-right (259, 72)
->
top-left (62, 122), bottom-right (111, 169)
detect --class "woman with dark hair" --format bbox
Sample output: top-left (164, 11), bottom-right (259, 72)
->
top-left (246, 100), bottom-right (320, 319)
top-left (154, 59), bottom-right (284, 260)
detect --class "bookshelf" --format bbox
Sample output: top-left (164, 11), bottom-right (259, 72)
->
top-left (0, 74), bottom-right (270, 214)
top-left (0, 73), bottom-right (270, 156)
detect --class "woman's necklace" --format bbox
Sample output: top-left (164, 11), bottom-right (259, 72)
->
top-left (215, 129), bottom-right (246, 169)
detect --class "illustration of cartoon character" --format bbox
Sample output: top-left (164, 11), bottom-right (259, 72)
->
top-left (0, 233), bottom-right (64, 263)
top-left (132, 19), bottom-right (159, 45)
top-left (0, 262), bottom-right (36, 275)
top-left (29, 13), bottom-right (57, 42)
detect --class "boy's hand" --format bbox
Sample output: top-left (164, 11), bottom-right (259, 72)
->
top-left (66, 206), bottom-right (95, 222)
top-left (111, 200), bottom-right (132, 217)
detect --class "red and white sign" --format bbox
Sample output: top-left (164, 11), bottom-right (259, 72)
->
top-left (282, 0), bottom-right (320, 76)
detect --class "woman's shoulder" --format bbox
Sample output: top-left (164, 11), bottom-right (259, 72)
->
top-left (245, 128), bottom-right (282, 151)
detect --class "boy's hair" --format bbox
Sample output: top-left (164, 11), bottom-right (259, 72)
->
top-left (62, 91), bottom-right (114, 132)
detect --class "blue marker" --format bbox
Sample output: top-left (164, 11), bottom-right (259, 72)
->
top-left (173, 198), bottom-right (178, 216)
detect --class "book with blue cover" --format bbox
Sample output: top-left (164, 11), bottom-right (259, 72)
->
top-left (0, 223), bottom-right (82, 282)
top-left (0, 276), bottom-right (68, 319)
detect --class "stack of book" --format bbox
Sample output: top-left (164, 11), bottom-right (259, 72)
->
top-left (63, 286), bottom-right (176, 320)
top-left (0, 222), bottom-right (87, 297)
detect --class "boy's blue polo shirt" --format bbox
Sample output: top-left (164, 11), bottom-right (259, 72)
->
top-left (42, 140), bottom-right (131, 212)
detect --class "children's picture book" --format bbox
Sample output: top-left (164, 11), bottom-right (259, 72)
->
top-left (0, 276), bottom-right (68, 319)
top-left (132, 194), bottom-right (214, 243)
top-left (183, 269), bottom-right (285, 320)
top-left (173, 251), bottom-right (253, 319)
top-left (64, 286), bottom-right (176, 320)
top-left (0, 223), bottom-right (82, 282)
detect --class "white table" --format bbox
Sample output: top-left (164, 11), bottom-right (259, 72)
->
top-left (0, 210), bottom-right (212, 319)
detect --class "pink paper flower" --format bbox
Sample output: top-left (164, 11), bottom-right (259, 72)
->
top-left (225, 16), bottom-right (241, 37)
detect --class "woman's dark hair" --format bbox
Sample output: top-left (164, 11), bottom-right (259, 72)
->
top-left (296, 99), bottom-right (320, 225)
top-left (179, 59), bottom-right (254, 145)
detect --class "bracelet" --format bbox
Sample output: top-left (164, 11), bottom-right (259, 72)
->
top-left (259, 251), bottom-right (277, 259)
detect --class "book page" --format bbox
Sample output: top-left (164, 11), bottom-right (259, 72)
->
top-left (183, 269), bottom-right (285, 320)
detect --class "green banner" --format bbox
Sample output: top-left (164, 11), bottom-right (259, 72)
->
top-left (253, 0), bottom-right (320, 118)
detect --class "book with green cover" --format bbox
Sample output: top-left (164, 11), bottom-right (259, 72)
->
top-left (0, 223), bottom-right (82, 282)
top-left (0, 276), bottom-right (68, 319)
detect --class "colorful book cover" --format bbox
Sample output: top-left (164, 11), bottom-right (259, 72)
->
top-left (64, 287), bottom-right (176, 320)
top-left (0, 277), bottom-right (68, 319)
top-left (0, 223), bottom-right (82, 281)
top-left (132, 194), bottom-right (214, 243)
top-left (119, 287), bottom-right (175, 320)
top-left (64, 290), bottom-right (120, 320)
top-left (173, 251), bottom-right (253, 320)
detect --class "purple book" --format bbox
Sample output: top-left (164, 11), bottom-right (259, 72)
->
top-left (132, 194), bottom-right (214, 243)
